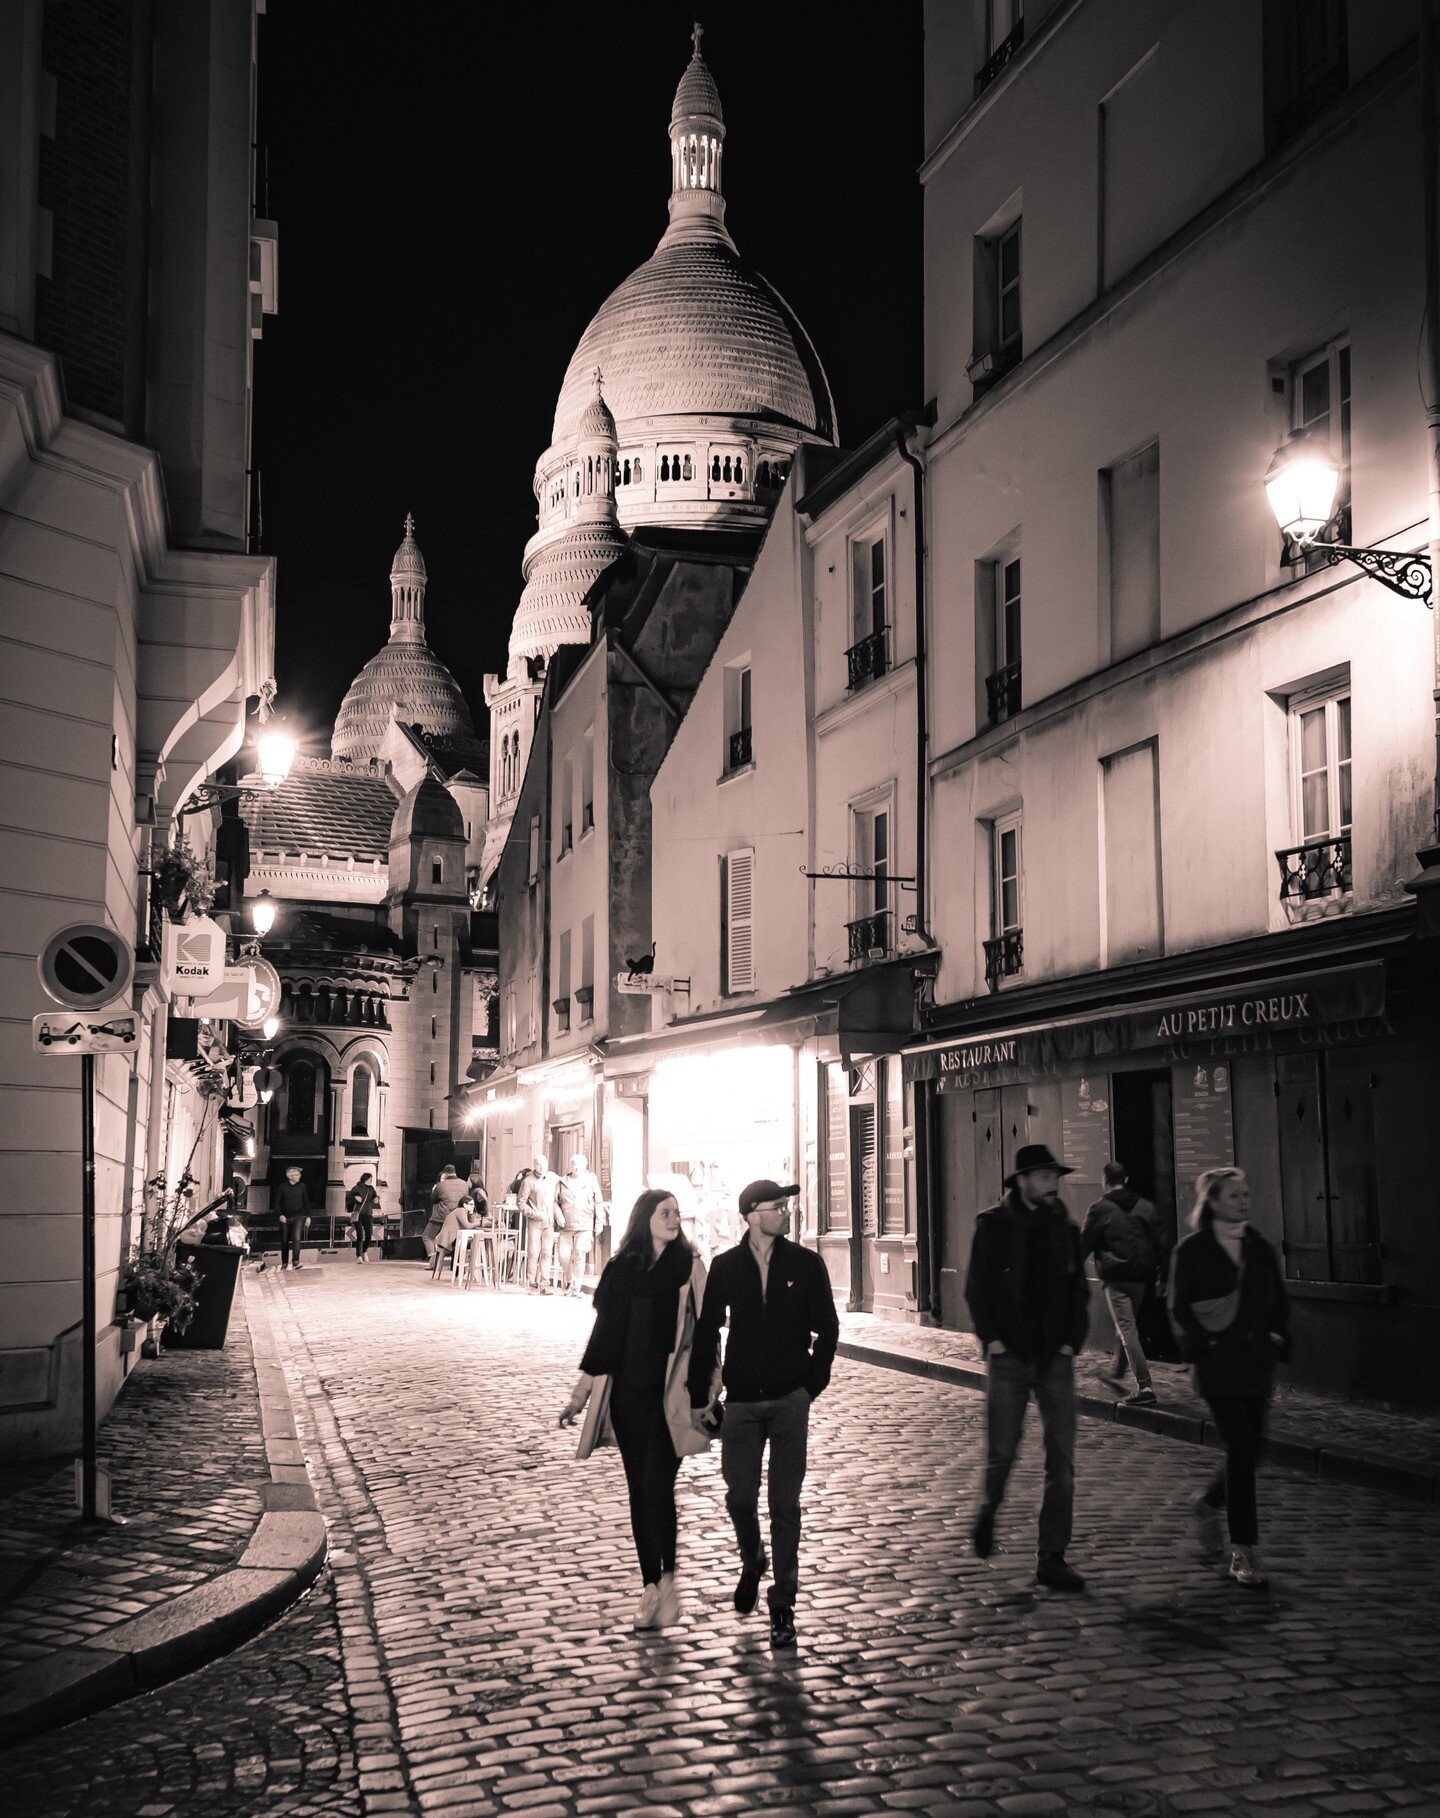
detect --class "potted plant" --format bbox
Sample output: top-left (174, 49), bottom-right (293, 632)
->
top-left (150, 842), bottom-right (215, 922)
top-left (121, 1165), bottom-right (208, 1351)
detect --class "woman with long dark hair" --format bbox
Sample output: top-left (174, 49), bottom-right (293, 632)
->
top-left (559, 1188), bottom-right (713, 1629)
top-left (1169, 1167), bottom-right (1290, 1588)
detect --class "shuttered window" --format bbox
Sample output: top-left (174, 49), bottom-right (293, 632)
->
top-left (721, 847), bottom-right (755, 993)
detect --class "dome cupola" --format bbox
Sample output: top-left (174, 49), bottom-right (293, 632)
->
top-left (667, 22), bottom-right (727, 242)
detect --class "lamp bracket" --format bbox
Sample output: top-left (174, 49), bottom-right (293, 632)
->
top-left (1320, 544), bottom-right (1433, 607)
top-left (800, 863), bottom-right (917, 890)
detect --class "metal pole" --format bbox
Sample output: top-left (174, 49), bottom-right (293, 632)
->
top-left (1420, 0), bottom-right (1440, 839)
top-left (80, 1052), bottom-right (97, 1522)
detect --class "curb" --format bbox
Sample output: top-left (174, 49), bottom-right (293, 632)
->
top-left (0, 1272), bottom-right (327, 1748)
top-left (835, 1339), bottom-right (1439, 1505)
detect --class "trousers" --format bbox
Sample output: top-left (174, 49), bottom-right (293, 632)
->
top-left (555, 1230), bottom-right (593, 1290)
top-left (720, 1388), bottom-right (810, 1611)
top-left (1200, 1392), bottom-right (1268, 1546)
top-left (608, 1381), bottom-right (680, 1586)
top-left (1103, 1282), bottom-right (1152, 1387)
top-left (352, 1213), bottom-right (373, 1257)
top-left (983, 1349), bottom-right (1076, 1558)
top-left (278, 1216), bottom-right (308, 1267)
top-left (526, 1221), bottom-right (555, 1288)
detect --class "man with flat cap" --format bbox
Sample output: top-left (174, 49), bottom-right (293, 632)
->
top-left (688, 1178), bottom-right (839, 1649)
top-left (965, 1142), bottom-right (1091, 1590)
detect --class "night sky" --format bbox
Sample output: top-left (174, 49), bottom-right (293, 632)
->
top-left (252, 3), bottom-right (923, 752)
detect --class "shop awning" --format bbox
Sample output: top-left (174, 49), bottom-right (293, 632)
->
top-left (904, 958), bottom-right (1387, 1086)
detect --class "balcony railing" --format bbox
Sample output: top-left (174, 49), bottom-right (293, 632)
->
top-left (845, 627), bottom-right (889, 692)
top-left (1277, 836), bottom-right (1352, 906)
top-left (847, 908), bottom-right (895, 965)
top-left (727, 725), bottom-right (752, 770)
top-left (986, 660), bottom-right (1021, 725)
top-left (975, 17), bottom-right (1025, 95)
top-left (983, 927), bottom-right (1024, 991)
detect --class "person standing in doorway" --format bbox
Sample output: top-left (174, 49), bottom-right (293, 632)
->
top-left (1081, 1161), bottom-right (1161, 1406)
top-left (965, 1143), bottom-right (1090, 1591)
top-left (520, 1154), bottom-right (559, 1292)
top-left (275, 1165), bottom-right (311, 1272)
top-left (688, 1180), bottom-right (839, 1650)
top-left (346, 1172), bottom-right (379, 1264)
top-left (555, 1153), bottom-right (605, 1295)
top-left (1169, 1167), bottom-right (1289, 1589)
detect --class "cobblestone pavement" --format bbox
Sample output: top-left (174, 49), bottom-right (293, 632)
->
top-left (14, 1259), bottom-right (1440, 1817)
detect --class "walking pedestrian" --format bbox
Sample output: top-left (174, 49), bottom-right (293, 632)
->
top-left (1168, 1166), bottom-right (1290, 1589)
top-left (423, 1164), bottom-right (469, 1260)
top-left (687, 1179), bottom-right (839, 1650)
top-left (559, 1189), bottom-right (713, 1630)
top-left (1081, 1161), bottom-right (1162, 1406)
top-left (274, 1165), bottom-right (312, 1271)
top-left (555, 1153), bottom-right (605, 1295)
top-left (965, 1142), bottom-right (1090, 1591)
top-left (346, 1172), bottom-right (379, 1264)
top-left (519, 1154), bottom-right (559, 1292)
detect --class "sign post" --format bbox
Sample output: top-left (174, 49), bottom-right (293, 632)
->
top-left (36, 921), bottom-right (135, 1525)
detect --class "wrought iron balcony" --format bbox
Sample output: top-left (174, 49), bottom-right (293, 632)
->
top-left (975, 17), bottom-right (1025, 95)
top-left (1277, 836), bottom-right (1351, 905)
top-left (983, 928), bottom-right (1024, 992)
top-left (846, 908), bottom-right (894, 965)
top-left (986, 660), bottom-right (1021, 725)
top-left (727, 725), bottom-right (752, 771)
top-left (845, 627), bottom-right (889, 692)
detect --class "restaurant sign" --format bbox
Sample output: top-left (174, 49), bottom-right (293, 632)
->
top-left (906, 962), bottom-right (1385, 1086)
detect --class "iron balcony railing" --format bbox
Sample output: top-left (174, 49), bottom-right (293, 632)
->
top-left (975, 17), bottom-right (1025, 95)
top-left (845, 627), bottom-right (889, 692)
top-left (846, 908), bottom-right (894, 965)
top-left (728, 725), bottom-right (752, 770)
top-left (1276, 835), bottom-right (1352, 903)
top-left (983, 927), bottom-right (1024, 991)
top-left (986, 660), bottom-right (1021, 724)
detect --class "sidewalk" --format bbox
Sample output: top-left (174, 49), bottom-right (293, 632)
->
top-left (0, 1269), bottom-right (325, 1747)
top-left (838, 1312), bottom-right (1440, 1501)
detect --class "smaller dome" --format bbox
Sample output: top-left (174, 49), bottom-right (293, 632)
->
top-left (672, 32), bottom-right (722, 126)
top-left (391, 513), bottom-right (427, 583)
top-left (577, 370), bottom-right (616, 442)
top-left (391, 776), bottom-right (464, 845)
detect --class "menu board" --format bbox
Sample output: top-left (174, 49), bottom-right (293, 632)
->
top-left (1060, 1075), bottom-right (1112, 1191)
top-left (1171, 1061), bottom-right (1235, 1202)
top-left (825, 1063), bottom-right (850, 1233)
top-left (882, 1060), bottom-right (905, 1236)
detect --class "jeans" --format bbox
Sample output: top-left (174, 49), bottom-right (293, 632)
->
top-left (1200, 1392), bottom-right (1268, 1546)
top-left (278, 1216), bottom-right (308, 1267)
top-left (526, 1221), bottom-right (554, 1288)
top-left (352, 1213), bottom-right (373, 1257)
top-left (556, 1230), bottom-right (592, 1290)
top-left (983, 1349), bottom-right (1076, 1558)
top-left (609, 1381), bottom-right (680, 1586)
top-left (720, 1388), bottom-right (810, 1611)
top-left (1103, 1283), bottom-right (1152, 1388)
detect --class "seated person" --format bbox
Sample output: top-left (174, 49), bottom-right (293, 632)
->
top-left (434, 1195), bottom-right (484, 1263)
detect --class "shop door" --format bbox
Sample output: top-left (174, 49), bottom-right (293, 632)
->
top-left (974, 1089), bottom-right (1003, 1205)
top-left (1111, 1068), bottom-right (1177, 1250)
top-left (550, 1123), bottom-right (585, 1174)
top-left (849, 1102), bottom-right (878, 1311)
top-left (998, 1085), bottom-right (1032, 1184)
top-left (934, 1085), bottom-right (977, 1328)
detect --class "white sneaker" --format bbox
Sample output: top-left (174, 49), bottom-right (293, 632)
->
top-left (633, 1584), bottom-right (661, 1630)
top-left (1229, 1545), bottom-right (1269, 1589)
top-left (655, 1573), bottom-right (681, 1628)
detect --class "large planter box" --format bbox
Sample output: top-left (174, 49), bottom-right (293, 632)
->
top-left (166, 1242), bottom-right (243, 1349)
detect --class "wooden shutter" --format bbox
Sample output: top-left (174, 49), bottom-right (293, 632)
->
top-left (824, 1062), bottom-right (850, 1233)
top-left (881, 1058), bottom-right (906, 1235)
top-left (852, 1103), bottom-right (879, 1237)
top-left (1322, 1054), bottom-right (1380, 1284)
top-left (1275, 1053), bottom-right (1329, 1280)
top-left (723, 847), bottom-right (755, 991)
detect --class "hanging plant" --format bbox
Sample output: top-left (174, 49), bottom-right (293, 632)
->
top-left (150, 843), bottom-right (215, 922)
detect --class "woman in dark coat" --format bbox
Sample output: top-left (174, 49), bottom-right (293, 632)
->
top-left (1169, 1166), bottom-right (1290, 1588)
top-left (559, 1189), bottom-right (701, 1630)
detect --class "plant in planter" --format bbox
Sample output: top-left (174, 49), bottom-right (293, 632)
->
top-left (120, 1246), bottom-right (200, 1335)
top-left (150, 841), bottom-right (216, 922)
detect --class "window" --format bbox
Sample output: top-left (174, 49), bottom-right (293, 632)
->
top-left (977, 0), bottom-right (1024, 92)
top-left (557, 759), bottom-right (573, 856)
top-left (996, 221), bottom-right (1021, 349)
top-left (1279, 679), bottom-right (1353, 907)
top-left (1264, 0), bottom-right (1348, 149)
top-left (851, 529), bottom-right (887, 645)
top-left (579, 915), bottom-right (595, 1023)
top-left (349, 1065), bottom-right (372, 1137)
top-left (981, 551), bottom-right (1022, 724)
top-left (724, 661), bottom-right (752, 771)
top-left (1103, 442), bottom-right (1160, 661)
top-left (1101, 742), bottom-right (1163, 965)
top-left (721, 847), bottom-right (755, 993)
top-left (985, 812), bottom-right (1024, 988)
top-left (429, 1062), bottom-right (436, 1085)
top-left (527, 815), bottom-right (540, 886)
top-left (285, 1057), bottom-right (317, 1134)
top-left (1286, 341), bottom-right (1351, 565)
top-left (969, 216), bottom-right (1023, 388)
top-left (556, 929), bottom-right (571, 1020)
top-left (580, 727), bottom-right (595, 833)
top-left (848, 803), bottom-right (893, 964)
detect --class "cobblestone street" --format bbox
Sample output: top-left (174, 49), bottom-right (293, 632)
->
top-left (11, 1260), bottom-right (1440, 1818)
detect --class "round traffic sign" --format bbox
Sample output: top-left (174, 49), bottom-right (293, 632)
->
top-left (38, 923), bottom-right (135, 1010)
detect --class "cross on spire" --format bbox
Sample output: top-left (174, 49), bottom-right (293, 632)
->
top-left (404, 511), bottom-right (416, 539)
top-left (691, 19), bottom-right (703, 58)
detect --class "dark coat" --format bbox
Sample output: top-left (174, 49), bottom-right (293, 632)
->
top-left (580, 1246), bottom-right (692, 1381)
top-left (687, 1236), bottom-right (839, 1406)
top-left (1081, 1187), bottom-right (1161, 1284)
top-left (274, 1180), bottom-right (310, 1217)
top-left (964, 1189), bottom-right (1090, 1362)
top-left (1168, 1224), bottom-right (1291, 1397)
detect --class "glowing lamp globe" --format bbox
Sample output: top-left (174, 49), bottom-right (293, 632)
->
top-left (249, 890), bottom-right (277, 936)
top-left (255, 727), bottom-right (297, 790)
top-left (1264, 432), bottom-right (1339, 545)
top-left (261, 1016), bottom-right (281, 1043)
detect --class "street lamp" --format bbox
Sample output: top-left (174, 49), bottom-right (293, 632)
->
top-left (249, 890), bottom-right (278, 937)
top-left (255, 727), bottom-right (298, 790)
top-left (261, 1015), bottom-right (281, 1043)
top-left (176, 719), bottom-right (299, 821)
top-left (1263, 429), bottom-right (1433, 604)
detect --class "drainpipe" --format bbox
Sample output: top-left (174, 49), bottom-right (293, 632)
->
top-left (895, 413), bottom-right (935, 945)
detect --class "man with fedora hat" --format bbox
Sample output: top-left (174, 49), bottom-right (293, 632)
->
top-left (688, 1179), bottom-right (839, 1649)
top-left (965, 1142), bottom-right (1090, 1591)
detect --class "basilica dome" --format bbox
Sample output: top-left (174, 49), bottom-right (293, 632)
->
top-left (332, 517), bottom-right (477, 763)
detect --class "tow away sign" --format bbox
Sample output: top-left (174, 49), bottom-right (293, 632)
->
top-left (33, 1008), bottom-right (140, 1055)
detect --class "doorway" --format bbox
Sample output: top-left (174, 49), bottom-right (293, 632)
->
top-left (1110, 1068), bottom-right (1177, 1250)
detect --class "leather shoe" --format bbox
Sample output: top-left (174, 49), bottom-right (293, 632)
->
top-left (972, 1504), bottom-right (996, 1558)
top-left (769, 1605), bottom-right (797, 1648)
top-left (1035, 1554), bottom-right (1086, 1592)
top-left (734, 1549), bottom-right (768, 1615)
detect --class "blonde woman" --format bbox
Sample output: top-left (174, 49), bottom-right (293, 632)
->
top-left (1168, 1167), bottom-right (1290, 1588)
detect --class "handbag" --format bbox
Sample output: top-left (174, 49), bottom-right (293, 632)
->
top-left (665, 1263), bottom-right (714, 1458)
top-left (1189, 1249), bottom-right (1246, 1333)
top-left (576, 1373), bottom-right (614, 1459)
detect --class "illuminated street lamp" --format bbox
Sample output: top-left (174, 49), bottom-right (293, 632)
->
top-left (1263, 429), bottom-right (1433, 604)
top-left (255, 726), bottom-right (298, 791)
top-left (261, 1015), bottom-right (281, 1043)
top-left (249, 890), bottom-right (278, 937)
top-left (177, 717), bottom-right (300, 821)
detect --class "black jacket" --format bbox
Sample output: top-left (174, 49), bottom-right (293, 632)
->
top-left (964, 1190), bottom-right (1090, 1361)
top-left (274, 1180), bottom-right (310, 1217)
top-left (1168, 1225), bottom-right (1291, 1396)
top-left (688, 1236), bottom-right (839, 1406)
top-left (579, 1246), bottom-right (692, 1381)
top-left (1081, 1187), bottom-right (1161, 1284)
